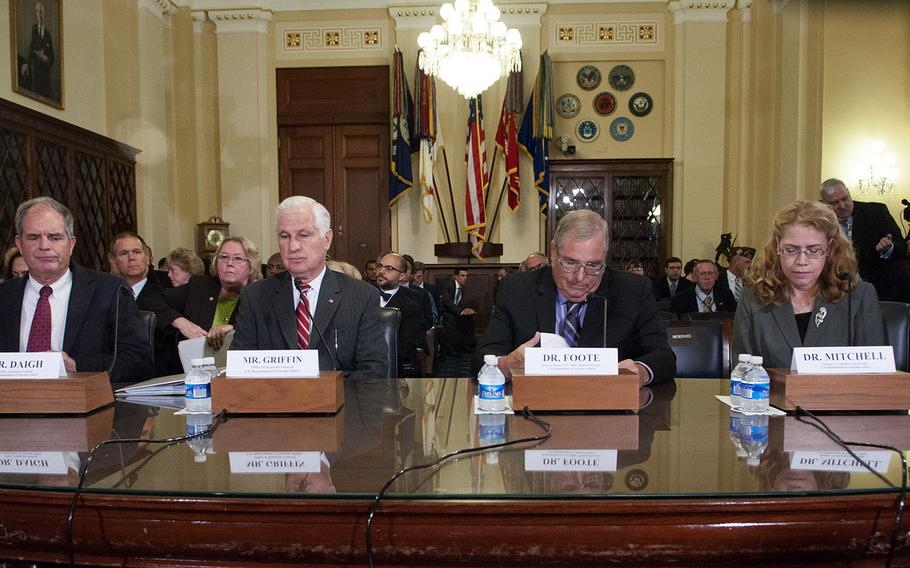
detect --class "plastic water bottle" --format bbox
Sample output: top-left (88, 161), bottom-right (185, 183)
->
top-left (729, 354), bottom-right (752, 409)
top-left (202, 356), bottom-right (218, 379)
top-left (740, 356), bottom-right (770, 413)
top-left (477, 355), bottom-right (506, 412)
top-left (478, 414), bottom-right (506, 464)
top-left (739, 413), bottom-right (768, 466)
top-left (185, 358), bottom-right (212, 413)
top-left (185, 413), bottom-right (213, 463)
top-left (728, 411), bottom-right (747, 458)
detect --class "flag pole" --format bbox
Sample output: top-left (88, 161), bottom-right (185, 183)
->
top-left (484, 145), bottom-right (499, 208)
top-left (487, 175), bottom-right (509, 238)
top-left (441, 146), bottom-right (461, 242)
top-left (432, 171), bottom-right (452, 242)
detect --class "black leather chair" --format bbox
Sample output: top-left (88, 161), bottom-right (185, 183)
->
top-left (379, 306), bottom-right (400, 379)
top-left (666, 320), bottom-right (725, 378)
top-left (138, 310), bottom-right (157, 348)
top-left (685, 311), bottom-right (736, 321)
top-left (880, 301), bottom-right (910, 372)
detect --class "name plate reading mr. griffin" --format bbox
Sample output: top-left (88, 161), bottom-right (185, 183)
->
top-left (524, 348), bottom-right (618, 376)
top-left (790, 346), bottom-right (896, 374)
top-left (227, 350), bottom-right (319, 378)
top-left (0, 353), bottom-right (66, 379)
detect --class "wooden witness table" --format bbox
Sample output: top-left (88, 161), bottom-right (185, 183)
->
top-left (0, 378), bottom-right (907, 566)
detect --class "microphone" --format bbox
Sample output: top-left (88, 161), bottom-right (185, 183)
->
top-left (105, 284), bottom-right (127, 378)
top-left (586, 292), bottom-right (609, 349)
top-left (838, 271), bottom-right (853, 346)
top-left (301, 296), bottom-right (339, 371)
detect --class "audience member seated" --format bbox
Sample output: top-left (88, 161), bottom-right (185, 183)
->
top-left (819, 177), bottom-right (910, 302)
top-left (438, 268), bottom-right (477, 355)
top-left (164, 247), bottom-right (204, 288)
top-left (376, 252), bottom-right (424, 376)
top-left (411, 260), bottom-right (439, 325)
top-left (653, 256), bottom-right (692, 300)
top-left (519, 251), bottom-right (548, 272)
top-left (397, 254), bottom-right (434, 334)
top-left (733, 200), bottom-right (884, 368)
top-left (363, 259), bottom-right (379, 285)
top-left (0, 197), bottom-right (153, 383)
top-left (683, 258), bottom-right (699, 282)
top-left (625, 259), bottom-right (644, 276)
top-left (265, 252), bottom-right (285, 278)
top-left (327, 259), bottom-right (362, 280)
top-left (670, 259), bottom-right (736, 315)
top-left (716, 246), bottom-right (754, 303)
top-left (476, 209), bottom-right (675, 386)
top-left (1, 245), bottom-right (28, 281)
top-left (109, 231), bottom-right (165, 307)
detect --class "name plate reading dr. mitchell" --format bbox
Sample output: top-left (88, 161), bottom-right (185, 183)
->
top-left (524, 348), bottom-right (618, 376)
top-left (227, 350), bottom-right (319, 378)
top-left (790, 346), bottom-right (896, 374)
top-left (0, 353), bottom-right (66, 379)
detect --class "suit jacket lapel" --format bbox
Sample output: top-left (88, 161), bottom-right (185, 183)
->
top-left (0, 278), bottom-right (27, 350)
top-left (315, 268), bottom-right (342, 334)
top-left (64, 265), bottom-right (94, 353)
top-left (273, 273), bottom-right (297, 349)
top-left (770, 301), bottom-right (802, 350)
top-left (801, 297), bottom-right (833, 348)
top-left (579, 271), bottom-right (610, 347)
top-left (535, 269), bottom-right (557, 334)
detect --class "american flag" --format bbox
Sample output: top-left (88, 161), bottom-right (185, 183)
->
top-left (464, 96), bottom-right (488, 259)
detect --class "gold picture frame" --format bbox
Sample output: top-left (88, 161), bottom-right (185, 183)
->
top-left (10, 0), bottom-right (64, 109)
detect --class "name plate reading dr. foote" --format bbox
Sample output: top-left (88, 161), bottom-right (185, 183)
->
top-left (790, 346), bottom-right (895, 374)
top-left (229, 451), bottom-right (322, 473)
top-left (524, 348), bottom-right (618, 376)
top-left (0, 353), bottom-right (66, 379)
top-left (524, 449), bottom-right (618, 472)
top-left (227, 350), bottom-right (319, 378)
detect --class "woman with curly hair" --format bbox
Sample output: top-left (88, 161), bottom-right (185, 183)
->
top-left (732, 200), bottom-right (883, 368)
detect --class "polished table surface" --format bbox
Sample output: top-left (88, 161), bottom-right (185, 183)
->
top-left (0, 377), bottom-right (907, 566)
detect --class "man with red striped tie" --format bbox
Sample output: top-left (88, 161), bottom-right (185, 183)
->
top-left (230, 196), bottom-right (387, 379)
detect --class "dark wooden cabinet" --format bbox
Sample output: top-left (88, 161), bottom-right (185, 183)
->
top-left (549, 159), bottom-right (673, 278)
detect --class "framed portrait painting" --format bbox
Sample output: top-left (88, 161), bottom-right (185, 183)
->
top-left (10, 0), bottom-right (64, 109)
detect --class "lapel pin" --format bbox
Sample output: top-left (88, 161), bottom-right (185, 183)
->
top-left (328, 298), bottom-right (335, 304)
top-left (815, 306), bottom-right (827, 327)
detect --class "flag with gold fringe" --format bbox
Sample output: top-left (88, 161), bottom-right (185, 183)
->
top-left (464, 96), bottom-right (488, 260)
top-left (517, 52), bottom-right (554, 215)
top-left (389, 49), bottom-right (414, 207)
top-left (414, 54), bottom-right (442, 224)
top-left (494, 56), bottom-right (523, 212)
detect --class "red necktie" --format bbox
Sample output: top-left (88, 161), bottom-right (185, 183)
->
top-left (27, 285), bottom-right (53, 352)
top-left (295, 279), bottom-right (312, 349)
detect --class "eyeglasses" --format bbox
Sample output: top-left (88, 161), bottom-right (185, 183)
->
top-left (556, 255), bottom-right (606, 276)
top-left (217, 254), bottom-right (249, 265)
top-left (778, 245), bottom-right (827, 259)
top-left (377, 263), bottom-right (402, 273)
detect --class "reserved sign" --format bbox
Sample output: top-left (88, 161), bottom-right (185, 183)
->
top-left (524, 348), bottom-right (618, 376)
top-left (790, 450), bottom-right (891, 473)
top-left (0, 353), bottom-right (66, 379)
top-left (229, 451), bottom-right (321, 473)
top-left (790, 346), bottom-right (896, 374)
top-left (525, 449), bottom-right (617, 472)
top-left (226, 350), bottom-right (319, 378)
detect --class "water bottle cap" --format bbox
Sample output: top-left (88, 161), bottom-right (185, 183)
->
top-left (746, 457), bottom-right (760, 466)
top-left (484, 354), bottom-right (498, 365)
top-left (738, 354), bottom-right (751, 362)
top-left (194, 453), bottom-right (207, 463)
top-left (749, 355), bottom-right (763, 365)
top-left (203, 357), bottom-right (216, 365)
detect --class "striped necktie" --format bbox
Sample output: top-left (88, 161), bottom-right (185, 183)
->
top-left (294, 279), bottom-right (312, 349)
top-left (701, 295), bottom-right (714, 313)
top-left (559, 301), bottom-right (584, 347)
top-left (733, 277), bottom-right (742, 301)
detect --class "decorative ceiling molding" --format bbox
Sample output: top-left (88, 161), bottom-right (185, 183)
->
top-left (549, 14), bottom-right (664, 54)
top-left (208, 9), bottom-right (274, 34)
top-left (173, 0), bottom-right (660, 11)
top-left (276, 19), bottom-right (390, 61)
top-left (389, 3), bottom-right (546, 31)
top-left (191, 10), bottom-right (207, 34)
top-left (736, 0), bottom-right (753, 22)
top-left (138, 0), bottom-right (178, 23)
top-left (667, 1), bottom-right (734, 23)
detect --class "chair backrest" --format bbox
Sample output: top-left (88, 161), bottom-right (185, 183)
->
top-left (685, 311), bottom-right (736, 321)
top-left (379, 306), bottom-right (400, 378)
top-left (880, 301), bottom-right (910, 372)
top-left (666, 320), bottom-right (725, 378)
top-left (138, 310), bottom-right (157, 348)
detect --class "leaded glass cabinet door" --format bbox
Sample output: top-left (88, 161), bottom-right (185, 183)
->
top-left (548, 159), bottom-right (673, 278)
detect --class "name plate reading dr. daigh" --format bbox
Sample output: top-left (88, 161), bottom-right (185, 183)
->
top-left (790, 346), bottom-right (895, 374)
top-left (524, 348), bottom-right (618, 376)
top-left (227, 350), bottom-right (319, 378)
top-left (0, 353), bottom-right (66, 379)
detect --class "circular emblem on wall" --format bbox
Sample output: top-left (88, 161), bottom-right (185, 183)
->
top-left (593, 92), bottom-right (617, 116)
top-left (556, 93), bottom-right (581, 119)
top-left (608, 64), bottom-right (635, 91)
top-left (625, 469), bottom-right (649, 491)
top-left (576, 65), bottom-right (602, 91)
top-left (609, 117), bottom-right (634, 141)
top-left (576, 119), bottom-right (599, 142)
top-left (629, 92), bottom-right (653, 117)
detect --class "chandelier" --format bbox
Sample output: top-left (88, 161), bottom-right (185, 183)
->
top-left (417, 0), bottom-right (522, 99)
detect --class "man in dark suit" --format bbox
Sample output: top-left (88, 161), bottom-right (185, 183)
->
top-left (398, 255), bottom-right (434, 334)
top-left (670, 260), bottom-right (737, 315)
top-left (109, 231), bottom-right (165, 309)
top-left (411, 261), bottom-right (439, 325)
top-left (230, 196), bottom-right (387, 379)
top-left (820, 178), bottom-right (910, 302)
top-left (0, 197), bottom-right (153, 383)
top-left (476, 209), bottom-right (675, 386)
top-left (437, 268), bottom-right (477, 355)
top-left (652, 256), bottom-right (692, 300)
top-left (376, 252), bottom-right (424, 376)
top-left (715, 246), bottom-right (754, 303)
top-left (20, 1), bottom-right (55, 99)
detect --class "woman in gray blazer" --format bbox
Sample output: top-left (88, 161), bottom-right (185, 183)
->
top-left (733, 200), bottom-right (884, 368)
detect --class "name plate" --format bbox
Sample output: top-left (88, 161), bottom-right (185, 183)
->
top-left (229, 451), bottom-right (322, 473)
top-left (0, 353), bottom-right (66, 379)
top-left (524, 449), bottom-right (618, 472)
top-left (790, 450), bottom-right (891, 473)
top-left (790, 346), bottom-right (896, 374)
top-left (227, 350), bottom-right (319, 378)
top-left (524, 348), bottom-right (618, 376)
top-left (0, 451), bottom-right (70, 474)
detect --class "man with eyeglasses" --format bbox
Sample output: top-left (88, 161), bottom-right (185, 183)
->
top-left (376, 252), bottom-right (425, 376)
top-left (231, 196), bottom-right (387, 379)
top-left (670, 260), bottom-right (737, 315)
top-left (476, 209), bottom-right (675, 386)
top-left (715, 246), bottom-right (754, 303)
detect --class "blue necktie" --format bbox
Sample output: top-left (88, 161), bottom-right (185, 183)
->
top-left (560, 302), bottom-right (583, 347)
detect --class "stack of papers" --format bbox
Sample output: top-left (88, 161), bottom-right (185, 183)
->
top-left (115, 374), bottom-right (185, 396)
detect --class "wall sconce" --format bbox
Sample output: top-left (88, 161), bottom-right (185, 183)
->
top-left (856, 140), bottom-right (898, 196)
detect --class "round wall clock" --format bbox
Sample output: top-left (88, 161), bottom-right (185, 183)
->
top-left (556, 93), bottom-right (581, 119)
top-left (608, 64), bottom-right (635, 91)
top-left (629, 92), bottom-right (653, 117)
top-left (609, 117), bottom-right (634, 141)
top-left (196, 215), bottom-right (230, 256)
top-left (593, 92), bottom-right (617, 116)
top-left (576, 65), bottom-right (602, 91)
top-left (576, 119), bottom-right (599, 142)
